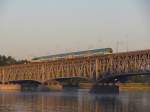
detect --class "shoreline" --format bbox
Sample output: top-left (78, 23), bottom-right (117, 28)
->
top-left (119, 83), bottom-right (150, 91)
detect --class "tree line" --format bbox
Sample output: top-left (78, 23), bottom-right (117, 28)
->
top-left (0, 55), bottom-right (29, 66)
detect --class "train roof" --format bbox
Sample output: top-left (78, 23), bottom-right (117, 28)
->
top-left (32, 48), bottom-right (112, 60)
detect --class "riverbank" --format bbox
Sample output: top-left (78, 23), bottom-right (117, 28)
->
top-left (119, 83), bottom-right (150, 90)
top-left (0, 84), bottom-right (21, 92)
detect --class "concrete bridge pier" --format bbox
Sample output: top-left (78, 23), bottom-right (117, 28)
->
top-left (38, 81), bottom-right (63, 91)
top-left (90, 83), bottom-right (119, 94)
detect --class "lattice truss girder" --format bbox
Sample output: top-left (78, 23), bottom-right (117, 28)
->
top-left (0, 50), bottom-right (149, 82)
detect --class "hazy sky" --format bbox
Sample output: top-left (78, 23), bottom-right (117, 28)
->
top-left (0, 0), bottom-right (150, 59)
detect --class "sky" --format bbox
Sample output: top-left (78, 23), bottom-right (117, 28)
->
top-left (0, 0), bottom-right (150, 59)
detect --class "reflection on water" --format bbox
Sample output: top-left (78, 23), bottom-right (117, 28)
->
top-left (0, 90), bottom-right (150, 112)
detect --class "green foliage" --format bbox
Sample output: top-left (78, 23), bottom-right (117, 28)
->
top-left (0, 55), bottom-right (29, 66)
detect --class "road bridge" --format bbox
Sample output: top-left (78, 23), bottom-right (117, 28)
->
top-left (0, 49), bottom-right (150, 84)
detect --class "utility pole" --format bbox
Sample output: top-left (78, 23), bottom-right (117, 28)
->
top-left (116, 41), bottom-right (119, 53)
top-left (125, 34), bottom-right (129, 52)
top-left (126, 40), bottom-right (129, 52)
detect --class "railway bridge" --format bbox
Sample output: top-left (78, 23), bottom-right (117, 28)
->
top-left (0, 49), bottom-right (150, 84)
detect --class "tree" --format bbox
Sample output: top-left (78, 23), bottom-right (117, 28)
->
top-left (0, 55), bottom-right (29, 66)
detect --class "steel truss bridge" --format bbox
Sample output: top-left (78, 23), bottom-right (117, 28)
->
top-left (0, 49), bottom-right (150, 83)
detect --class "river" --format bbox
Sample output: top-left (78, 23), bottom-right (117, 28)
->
top-left (0, 90), bottom-right (149, 112)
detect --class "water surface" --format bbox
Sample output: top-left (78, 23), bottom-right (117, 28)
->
top-left (0, 90), bottom-right (149, 112)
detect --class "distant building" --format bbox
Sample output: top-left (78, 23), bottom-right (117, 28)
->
top-left (32, 48), bottom-right (113, 62)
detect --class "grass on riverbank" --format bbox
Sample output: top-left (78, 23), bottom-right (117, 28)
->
top-left (119, 83), bottom-right (150, 90)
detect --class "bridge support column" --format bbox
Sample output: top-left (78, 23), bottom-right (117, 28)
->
top-left (90, 83), bottom-right (119, 94)
top-left (38, 81), bottom-right (63, 91)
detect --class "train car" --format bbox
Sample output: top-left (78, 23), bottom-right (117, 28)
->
top-left (31, 48), bottom-right (113, 62)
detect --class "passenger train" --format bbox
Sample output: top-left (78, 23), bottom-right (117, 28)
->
top-left (32, 48), bottom-right (113, 62)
